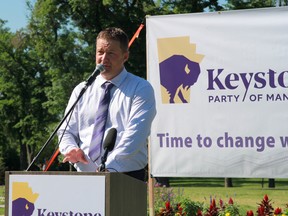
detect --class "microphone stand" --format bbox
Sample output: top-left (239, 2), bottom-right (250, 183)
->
top-left (26, 66), bottom-right (103, 171)
top-left (99, 150), bottom-right (109, 172)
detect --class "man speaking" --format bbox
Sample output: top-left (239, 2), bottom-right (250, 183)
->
top-left (58, 27), bottom-right (156, 181)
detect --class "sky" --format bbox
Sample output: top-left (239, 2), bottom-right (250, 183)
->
top-left (0, 0), bottom-right (32, 32)
top-left (0, 0), bottom-right (227, 32)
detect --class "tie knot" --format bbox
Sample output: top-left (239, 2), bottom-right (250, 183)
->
top-left (103, 82), bottom-right (114, 90)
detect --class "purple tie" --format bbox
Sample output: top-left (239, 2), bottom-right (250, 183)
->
top-left (89, 82), bottom-right (114, 162)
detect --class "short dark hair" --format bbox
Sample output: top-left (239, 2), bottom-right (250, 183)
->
top-left (97, 27), bottom-right (129, 52)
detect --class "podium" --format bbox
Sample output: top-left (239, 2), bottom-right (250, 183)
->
top-left (5, 171), bottom-right (147, 216)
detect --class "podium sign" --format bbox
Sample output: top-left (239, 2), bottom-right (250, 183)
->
top-left (5, 171), bottom-right (147, 216)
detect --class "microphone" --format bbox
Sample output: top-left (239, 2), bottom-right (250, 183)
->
top-left (99, 128), bottom-right (117, 172)
top-left (85, 64), bottom-right (105, 87)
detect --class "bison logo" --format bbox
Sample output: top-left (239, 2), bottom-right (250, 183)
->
top-left (157, 37), bottom-right (204, 104)
top-left (12, 182), bottom-right (39, 216)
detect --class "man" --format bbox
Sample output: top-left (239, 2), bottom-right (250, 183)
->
top-left (58, 27), bottom-right (156, 181)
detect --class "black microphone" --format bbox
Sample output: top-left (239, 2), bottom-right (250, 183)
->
top-left (99, 128), bottom-right (117, 171)
top-left (85, 64), bottom-right (105, 87)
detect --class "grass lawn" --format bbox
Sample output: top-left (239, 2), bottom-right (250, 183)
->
top-left (1, 177), bottom-right (288, 215)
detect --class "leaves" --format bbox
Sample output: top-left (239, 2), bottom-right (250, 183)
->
top-left (0, 20), bottom-right (56, 169)
top-left (1, 0), bottom-right (280, 170)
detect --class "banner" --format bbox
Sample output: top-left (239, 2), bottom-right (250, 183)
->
top-left (8, 174), bottom-right (105, 215)
top-left (147, 7), bottom-right (288, 178)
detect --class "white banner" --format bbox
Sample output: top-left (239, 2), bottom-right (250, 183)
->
top-left (8, 174), bottom-right (105, 215)
top-left (147, 7), bottom-right (288, 178)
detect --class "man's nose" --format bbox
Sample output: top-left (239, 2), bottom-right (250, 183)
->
top-left (101, 53), bottom-right (108, 61)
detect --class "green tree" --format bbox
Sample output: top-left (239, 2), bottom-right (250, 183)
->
top-left (158, 0), bottom-right (223, 13)
top-left (1, 0), bottom-right (260, 172)
top-left (0, 0), bottom-right (225, 172)
top-left (0, 20), bottom-right (56, 170)
top-left (225, 0), bottom-right (276, 9)
top-left (27, 0), bottom-right (225, 116)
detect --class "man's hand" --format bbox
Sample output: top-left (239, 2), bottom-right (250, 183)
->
top-left (63, 148), bottom-right (88, 164)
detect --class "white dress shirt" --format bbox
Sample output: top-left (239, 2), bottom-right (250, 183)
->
top-left (58, 68), bottom-right (156, 172)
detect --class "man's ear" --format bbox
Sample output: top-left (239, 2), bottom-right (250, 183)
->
top-left (123, 51), bottom-right (129, 63)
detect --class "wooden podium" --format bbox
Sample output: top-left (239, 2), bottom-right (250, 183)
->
top-left (5, 171), bottom-right (147, 216)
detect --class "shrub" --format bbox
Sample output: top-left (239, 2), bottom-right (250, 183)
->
top-left (247, 194), bottom-right (288, 216)
top-left (180, 198), bottom-right (204, 216)
top-left (155, 190), bottom-right (288, 216)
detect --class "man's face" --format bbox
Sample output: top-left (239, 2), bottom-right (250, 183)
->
top-left (96, 38), bottom-right (129, 80)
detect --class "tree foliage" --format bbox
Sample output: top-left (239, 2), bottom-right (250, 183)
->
top-left (225, 0), bottom-right (277, 9)
top-left (0, 20), bottom-right (56, 170)
top-left (0, 0), bottom-right (282, 172)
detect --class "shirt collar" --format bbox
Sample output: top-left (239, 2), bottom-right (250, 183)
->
top-left (98, 68), bottom-right (128, 88)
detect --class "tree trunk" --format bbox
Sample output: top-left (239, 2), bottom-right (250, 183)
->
top-left (225, 178), bottom-right (233, 187)
top-left (19, 140), bottom-right (28, 170)
top-left (268, 179), bottom-right (275, 188)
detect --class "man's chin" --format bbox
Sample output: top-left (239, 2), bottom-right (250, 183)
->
top-left (101, 70), bottom-right (110, 74)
